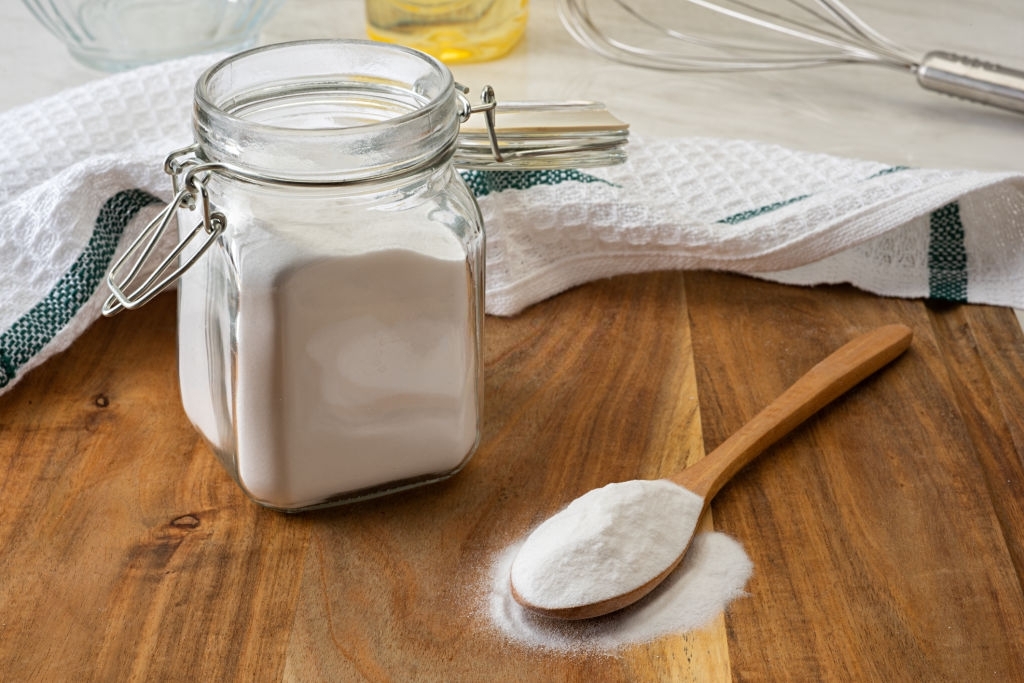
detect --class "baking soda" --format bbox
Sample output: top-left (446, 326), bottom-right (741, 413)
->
top-left (487, 531), bottom-right (753, 652)
top-left (510, 480), bottom-right (706, 610)
top-left (490, 479), bottom-right (753, 651)
top-left (179, 208), bottom-right (479, 510)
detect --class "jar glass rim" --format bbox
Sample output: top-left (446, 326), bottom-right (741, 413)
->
top-left (192, 39), bottom-right (460, 182)
top-left (195, 38), bottom-right (455, 135)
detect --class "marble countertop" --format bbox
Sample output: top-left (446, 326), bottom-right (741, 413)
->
top-left (5, 0), bottom-right (1023, 172)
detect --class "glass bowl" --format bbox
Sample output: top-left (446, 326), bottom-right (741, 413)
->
top-left (22, 0), bottom-right (284, 71)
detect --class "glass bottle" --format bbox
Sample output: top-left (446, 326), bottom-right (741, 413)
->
top-left (365, 0), bottom-right (528, 64)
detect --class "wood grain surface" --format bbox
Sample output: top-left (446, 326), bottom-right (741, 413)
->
top-left (2, 271), bottom-right (1024, 681)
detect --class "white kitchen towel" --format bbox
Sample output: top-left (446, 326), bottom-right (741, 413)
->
top-left (2, 54), bottom-right (1024, 396)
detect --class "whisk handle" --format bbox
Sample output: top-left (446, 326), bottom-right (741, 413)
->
top-left (916, 51), bottom-right (1024, 115)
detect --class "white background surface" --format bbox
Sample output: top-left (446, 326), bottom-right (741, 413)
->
top-left (4, 0), bottom-right (1023, 172)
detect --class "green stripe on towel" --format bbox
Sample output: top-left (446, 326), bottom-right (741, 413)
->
top-left (0, 189), bottom-right (160, 388)
top-left (866, 165), bottom-right (910, 179)
top-left (717, 195), bottom-right (810, 225)
top-left (928, 201), bottom-right (968, 302)
top-left (717, 166), bottom-right (909, 225)
top-left (460, 169), bottom-right (613, 197)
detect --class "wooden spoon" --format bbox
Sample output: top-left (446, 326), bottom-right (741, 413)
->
top-left (510, 323), bottom-right (913, 620)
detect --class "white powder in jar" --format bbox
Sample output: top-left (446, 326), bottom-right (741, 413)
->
top-left (179, 204), bottom-right (480, 510)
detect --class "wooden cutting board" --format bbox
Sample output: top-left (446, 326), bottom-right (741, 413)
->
top-left (3, 271), bottom-right (1024, 681)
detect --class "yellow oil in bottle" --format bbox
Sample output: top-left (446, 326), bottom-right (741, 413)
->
top-left (366, 0), bottom-right (528, 64)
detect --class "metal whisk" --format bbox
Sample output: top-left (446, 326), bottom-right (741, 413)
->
top-left (558, 0), bottom-right (1024, 114)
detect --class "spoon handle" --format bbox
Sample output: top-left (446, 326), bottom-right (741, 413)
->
top-left (672, 324), bottom-right (913, 500)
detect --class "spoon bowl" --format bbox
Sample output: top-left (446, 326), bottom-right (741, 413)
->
top-left (510, 323), bottom-right (914, 620)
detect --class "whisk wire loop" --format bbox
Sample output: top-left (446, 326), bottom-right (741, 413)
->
top-left (558, 0), bottom-right (1024, 113)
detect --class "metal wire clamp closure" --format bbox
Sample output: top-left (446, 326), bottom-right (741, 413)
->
top-left (102, 157), bottom-right (225, 316)
top-left (453, 85), bottom-right (629, 169)
top-left (457, 84), bottom-right (503, 162)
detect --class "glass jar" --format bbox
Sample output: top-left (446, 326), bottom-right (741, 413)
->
top-left (104, 39), bottom-right (629, 512)
top-left (115, 40), bottom-right (485, 511)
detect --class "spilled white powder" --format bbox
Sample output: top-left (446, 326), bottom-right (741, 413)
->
top-left (483, 479), bottom-right (753, 652)
top-left (510, 480), bottom-right (706, 610)
top-left (486, 531), bottom-right (753, 652)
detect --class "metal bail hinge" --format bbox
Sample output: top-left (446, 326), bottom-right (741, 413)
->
top-left (457, 84), bottom-right (503, 162)
top-left (454, 84), bottom-right (629, 170)
top-left (102, 157), bottom-right (225, 317)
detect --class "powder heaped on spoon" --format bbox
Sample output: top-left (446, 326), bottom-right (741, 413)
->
top-left (509, 479), bottom-right (705, 610)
